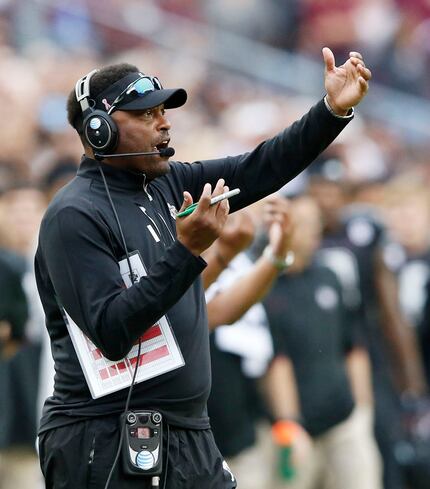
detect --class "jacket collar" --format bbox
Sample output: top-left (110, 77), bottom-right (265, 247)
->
top-left (77, 156), bottom-right (147, 191)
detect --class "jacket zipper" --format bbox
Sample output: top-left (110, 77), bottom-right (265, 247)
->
top-left (141, 175), bottom-right (175, 243)
top-left (142, 174), bottom-right (153, 201)
top-left (156, 211), bottom-right (175, 242)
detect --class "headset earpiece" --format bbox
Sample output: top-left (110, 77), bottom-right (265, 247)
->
top-left (75, 69), bottom-right (119, 155)
top-left (82, 110), bottom-right (118, 153)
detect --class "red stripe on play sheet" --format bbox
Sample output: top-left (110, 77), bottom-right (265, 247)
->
top-left (129, 345), bottom-right (169, 367)
top-left (139, 345), bottom-right (169, 365)
top-left (117, 361), bottom-right (126, 371)
top-left (133, 324), bottom-right (162, 344)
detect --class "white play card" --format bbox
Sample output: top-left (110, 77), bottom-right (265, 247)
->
top-left (64, 251), bottom-right (184, 399)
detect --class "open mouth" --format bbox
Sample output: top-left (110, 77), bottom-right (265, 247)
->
top-left (155, 140), bottom-right (169, 151)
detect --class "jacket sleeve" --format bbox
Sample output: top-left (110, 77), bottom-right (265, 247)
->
top-left (39, 205), bottom-right (206, 360)
top-left (170, 98), bottom-right (352, 210)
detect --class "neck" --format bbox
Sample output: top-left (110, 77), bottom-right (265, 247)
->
top-left (84, 145), bottom-right (96, 160)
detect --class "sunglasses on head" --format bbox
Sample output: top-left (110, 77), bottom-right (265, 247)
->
top-left (107, 75), bottom-right (163, 114)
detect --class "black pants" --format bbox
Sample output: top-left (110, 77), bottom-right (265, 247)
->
top-left (39, 415), bottom-right (237, 489)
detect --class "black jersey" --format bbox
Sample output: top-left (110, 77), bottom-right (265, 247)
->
top-left (317, 206), bottom-right (389, 370)
top-left (264, 263), bottom-right (355, 436)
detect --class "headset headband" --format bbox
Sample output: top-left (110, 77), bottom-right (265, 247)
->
top-left (75, 69), bottom-right (99, 116)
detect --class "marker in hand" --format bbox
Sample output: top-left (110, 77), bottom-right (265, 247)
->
top-left (177, 188), bottom-right (240, 218)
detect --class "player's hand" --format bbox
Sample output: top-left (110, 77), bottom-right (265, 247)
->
top-left (323, 47), bottom-right (372, 115)
top-left (215, 209), bottom-right (255, 264)
top-left (176, 179), bottom-right (230, 256)
top-left (272, 420), bottom-right (313, 477)
top-left (263, 195), bottom-right (293, 260)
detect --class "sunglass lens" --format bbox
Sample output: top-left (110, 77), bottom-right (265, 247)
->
top-left (133, 78), bottom-right (156, 96)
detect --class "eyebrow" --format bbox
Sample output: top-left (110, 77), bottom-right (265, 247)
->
top-left (142, 104), bottom-right (164, 112)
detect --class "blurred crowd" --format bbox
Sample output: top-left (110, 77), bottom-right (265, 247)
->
top-left (1, 1), bottom-right (430, 489)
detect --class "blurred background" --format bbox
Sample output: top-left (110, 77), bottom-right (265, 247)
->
top-left (1, 1), bottom-right (430, 488)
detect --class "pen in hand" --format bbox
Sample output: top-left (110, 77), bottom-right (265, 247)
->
top-left (177, 188), bottom-right (240, 218)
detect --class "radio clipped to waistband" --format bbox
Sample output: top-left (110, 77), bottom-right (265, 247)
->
top-left (121, 410), bottom-right (163, 477)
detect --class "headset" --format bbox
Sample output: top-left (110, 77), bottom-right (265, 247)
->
top-left (75, 69), bottom-right (119, 154)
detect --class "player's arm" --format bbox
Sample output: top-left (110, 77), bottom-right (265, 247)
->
top-left (201, 209), bottom-right (255, 290)
top-left (206, 196), bottom-right (292, 329)
top-left (374, 250), bottom-right (428, 394)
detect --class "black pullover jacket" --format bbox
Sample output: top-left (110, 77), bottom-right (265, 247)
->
top-left (35, 99), bottom-right (351, 433)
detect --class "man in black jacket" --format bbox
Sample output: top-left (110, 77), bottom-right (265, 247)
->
top-left (35, 48), bottom-right (371, 489)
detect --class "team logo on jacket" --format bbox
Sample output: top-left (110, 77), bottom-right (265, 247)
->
top-left (167, 203), bottom-right (177, 220)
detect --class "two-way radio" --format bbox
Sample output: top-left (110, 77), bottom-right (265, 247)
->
top-left (121, 410), bottom-right (163, 476)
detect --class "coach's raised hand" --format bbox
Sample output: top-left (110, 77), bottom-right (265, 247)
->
top-left (323, 47), bottom-right (372, 116)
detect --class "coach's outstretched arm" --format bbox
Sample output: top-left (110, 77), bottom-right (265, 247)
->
top-left (178, 49), bottom-right (372, 211)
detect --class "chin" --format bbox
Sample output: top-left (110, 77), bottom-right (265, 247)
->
top-left (155, 163), bottom-right (171, 178)
top-left (145, 158), bottom-right (171, 181)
